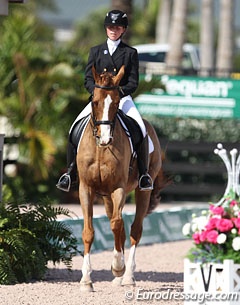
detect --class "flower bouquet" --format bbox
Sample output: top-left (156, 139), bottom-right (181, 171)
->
top-left (182, 190), bottom-right (240, 264)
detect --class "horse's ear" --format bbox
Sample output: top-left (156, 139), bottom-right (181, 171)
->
top-left (113, 65), bottom-right (125, 86)
top-left (92, 66), bottom-right (100, 83)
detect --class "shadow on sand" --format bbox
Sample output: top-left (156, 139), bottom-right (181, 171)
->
top-left (44, 268), bottom-right (183, 285)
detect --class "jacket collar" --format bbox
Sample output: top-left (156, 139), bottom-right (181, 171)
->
top-left (100, 41), bottom-right (125, 64)
top-left (111, 41), bottom-right (125, 61)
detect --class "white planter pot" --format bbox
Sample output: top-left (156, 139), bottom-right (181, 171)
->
top-left (184, 258), bottom-right (240, 305)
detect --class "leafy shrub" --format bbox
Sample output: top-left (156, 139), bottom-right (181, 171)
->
top-left (145, 116), bottom-right (240, 143)
top-left (0, 198), bottom-right (80, 284)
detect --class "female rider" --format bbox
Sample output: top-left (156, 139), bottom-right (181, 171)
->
top-left (56, 10), bottom-right (153, 192)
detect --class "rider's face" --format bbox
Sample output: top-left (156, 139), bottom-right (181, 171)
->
top-left (106, 25), bottom-right (126, 41)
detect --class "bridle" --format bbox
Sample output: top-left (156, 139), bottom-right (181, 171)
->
top-left (94, 84), bottom-right (119, 90)
top-left (91, 83), bottom-right (120, 142)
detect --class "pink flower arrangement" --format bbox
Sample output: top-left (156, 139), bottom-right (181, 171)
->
top-left (209, 205), bottom-right (225, 216)
top-left (182, 191), bottom-right (240, 263)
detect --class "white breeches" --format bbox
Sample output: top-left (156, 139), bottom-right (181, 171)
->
top-left (69, 95), bottom-right (147, 137)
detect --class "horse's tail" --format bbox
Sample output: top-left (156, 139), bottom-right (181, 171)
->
top-left (147, 166), bottom-right (170, 215)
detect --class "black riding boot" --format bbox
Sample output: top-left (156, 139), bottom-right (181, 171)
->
top-left (56, 142), bottom-right (78, 192)
top-left (137, 135), bottom-right (153, 191)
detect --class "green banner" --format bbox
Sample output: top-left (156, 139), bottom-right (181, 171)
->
top-left (136, 75), bottom-right (240, 119)
top-left (62, 207), bottom-right (205, 252)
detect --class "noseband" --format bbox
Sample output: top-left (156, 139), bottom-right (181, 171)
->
top-left (95, 84), bottom-right (119, 90)
top-left (91, 84), bottom-right (119, 140)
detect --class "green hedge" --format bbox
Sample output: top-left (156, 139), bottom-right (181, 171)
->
top-left (145, 115), bottom-right (240, 143)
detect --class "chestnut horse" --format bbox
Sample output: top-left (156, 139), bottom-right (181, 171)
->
top-left (77, 65), bottom-right (165, 291)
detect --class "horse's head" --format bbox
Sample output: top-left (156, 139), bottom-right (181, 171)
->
top-left (91, 65), bottom-right (125, 147)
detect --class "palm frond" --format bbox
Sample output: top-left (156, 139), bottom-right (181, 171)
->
top-left (0, 198), bottom-right (79, 284)
top-left (0, 251), bottom-right (17, 285)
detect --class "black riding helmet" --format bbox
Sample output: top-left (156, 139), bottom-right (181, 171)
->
top-left (104, 10), bottom-right (128, 28)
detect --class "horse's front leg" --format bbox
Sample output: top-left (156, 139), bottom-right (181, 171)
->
top-left (110, 188), bottom-right (126, 279)
top-left (79, 183), bottom-right (95, 292)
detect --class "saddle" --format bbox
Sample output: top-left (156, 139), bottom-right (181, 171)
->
top-left (69, 111), bottom-right (143, 152)
top-left (70, 115), bottom-right (90, 149)
top-left (117, 109), bottom-right (143, 150)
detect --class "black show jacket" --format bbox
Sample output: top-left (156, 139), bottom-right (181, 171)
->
top-left (84, 41), bottom-right (139, 98)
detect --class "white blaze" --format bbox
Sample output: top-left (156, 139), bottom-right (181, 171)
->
top-left (100, 94), bottom-right (112, 144)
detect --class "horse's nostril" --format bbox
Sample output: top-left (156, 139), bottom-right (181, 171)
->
top-left (99, 138), bottom-right (112, 147)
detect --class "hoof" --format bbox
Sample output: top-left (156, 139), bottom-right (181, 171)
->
top-left (121, 275), bottom-right (136, 286)
top-left (80, 281), bottom-right (94, 292)
top-left (112, 276), bottom-right (123, 286)
top-left (111, 265), bottom-right (126, 277)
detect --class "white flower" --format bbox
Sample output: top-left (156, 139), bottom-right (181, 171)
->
top-left (182, 223), bottom-right (191, 236)
top-left (217, 233), bottom-right (227, 244)
top-left (233, 205), bottom-right (240, 216)
top-left (233, 205), bottom-right (239, 212)
top-left (193, 215), bottom-right (208, 231)
top-left (231, 228), bottom-right (237, 235)
top-left (191, 223), bottom-right (198, 232)
top-left (232, 236), bottom-right (240, 251)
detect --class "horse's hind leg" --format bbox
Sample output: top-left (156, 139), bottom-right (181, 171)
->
top-left (122, 191), bottom-right (151, 286)
top-left (79, 184), bottom-right (95, 292)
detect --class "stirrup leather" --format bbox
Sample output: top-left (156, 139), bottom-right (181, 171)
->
top-left (138, 173), bottom-right (153, 191)
top-left (56, 173), bottom-right (71, 192)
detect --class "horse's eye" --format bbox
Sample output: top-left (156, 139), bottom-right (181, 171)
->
top-left (92, 101), bottom-right (99, 107)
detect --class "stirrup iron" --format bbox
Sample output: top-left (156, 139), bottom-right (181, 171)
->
top-left (139, 173), bottom-right (153, 191)
top-left (56, 173), bottom-right (71, 192)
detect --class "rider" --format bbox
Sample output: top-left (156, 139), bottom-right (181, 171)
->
top-left (56, 9), bottom-right (153, 192)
